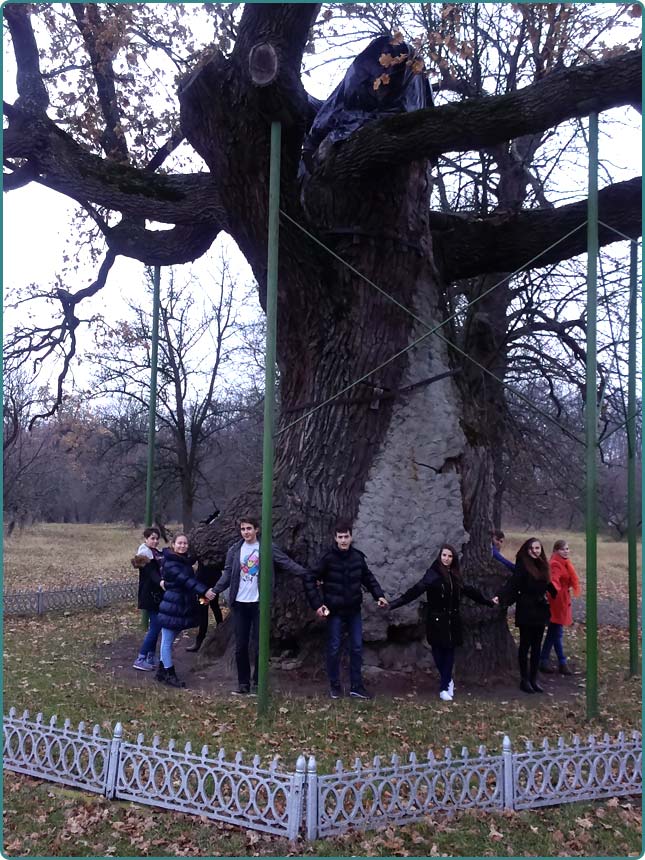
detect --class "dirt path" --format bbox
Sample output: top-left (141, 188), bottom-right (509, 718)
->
top-left (104, 629), bottom-right (583, 708)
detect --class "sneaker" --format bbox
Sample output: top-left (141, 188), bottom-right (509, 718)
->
top-left (232, 684), bottom-right (250, 695)
top-left (350, 687), bottom-right (373, 700)
top-left (145, 652), bottom-right (158, 668)
top-left (250, 684), bottom-right (258, 695)
top-left (448, 679), bottom-right (455, 697)
top-left (329, 684), bottom-right (343, 699)
top-left (559, 663), bottom-right (573, 675)
top-left (439, 690), bottom-right (453, 702)
top-left (133, 655), bottom-right (154, 672)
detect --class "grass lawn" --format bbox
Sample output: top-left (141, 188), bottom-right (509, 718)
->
top-left (2, 524), bottom-right (642, 856)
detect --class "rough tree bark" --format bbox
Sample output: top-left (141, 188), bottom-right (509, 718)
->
top-left (4, 3), bottom-right (642, 680)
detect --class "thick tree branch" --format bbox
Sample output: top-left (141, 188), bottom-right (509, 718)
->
top-left (316, 49), bottom-right (641, 180)
top-left (71, 4), bottom-right (129, 160)
top-left (103, 219), bottom-right (223, 266)
top-left (433, 177), bottom-right (642, 282)
top-left (4, 4), bottom-right (49, 112)
top-left (3, 109), bottom-right (226, 226)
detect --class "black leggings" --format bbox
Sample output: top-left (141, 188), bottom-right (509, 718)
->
top-left (195, 596), bottom-right (223, 641)
top-left (518, 624), bottom-right (545, 681)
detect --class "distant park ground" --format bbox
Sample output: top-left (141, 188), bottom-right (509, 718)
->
top-left (4, 521), bottom-right (641, 600)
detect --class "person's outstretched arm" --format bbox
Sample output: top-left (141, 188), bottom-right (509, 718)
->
top-left (389, 569), bottom-right (433, 610)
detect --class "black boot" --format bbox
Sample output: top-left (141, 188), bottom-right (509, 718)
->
top-left (530, 677), bottom-right (544, 693)
top-left (520, 678), bottom-right (535, 694)
top-left (155, 666), bottom-right (168, 683)
top-left (163, 666), bottom-right (186, 688)
top-left (186, 636), bottom-right (204, 653)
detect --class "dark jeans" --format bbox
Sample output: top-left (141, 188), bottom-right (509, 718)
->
top-left (540, 622), bottom-right (566, 664)
top-left (233, 601), bottom-right (259, 687)
top-left (326, 611), bottom-right (363, 690)
top-left (139, 610), bottom-right (162, 656)
top-left (431, 645), bottom-right (455, 692)
top-left (195, 596), bottom-right (223, 641)
top-left (518, 624), bottom-right (545, 681)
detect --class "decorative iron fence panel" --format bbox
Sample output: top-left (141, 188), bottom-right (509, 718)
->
top-left (115, 735), bottom-right (306, 839)
top-left (314, 746), bottom-right (504, 838)
top-left (2, 708), bottom-right (641, 840)
top-left (4, 581), bottom-right (137, 616)
top-left (512, 732), bottom-right (642, 809)
top-left (3, 708), bottom-right (111, 795)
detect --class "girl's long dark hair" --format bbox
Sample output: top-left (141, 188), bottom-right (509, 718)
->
top-left (516, 537), bottom-right (550, 581)
top-left (433, 543), bottom-right (462, 583)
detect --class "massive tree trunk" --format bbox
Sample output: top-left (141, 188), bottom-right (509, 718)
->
top-left (182, 39), bottom-right (510, 679)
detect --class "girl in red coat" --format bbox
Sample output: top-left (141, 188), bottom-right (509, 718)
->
top-left (539, 540), bottom-right (581, 675)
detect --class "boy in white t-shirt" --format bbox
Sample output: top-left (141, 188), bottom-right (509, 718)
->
top-left (214, 516), bottom-right (305, 694)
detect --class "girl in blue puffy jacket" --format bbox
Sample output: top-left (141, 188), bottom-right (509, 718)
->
top-left (156, 534), bottom-right (216, 688)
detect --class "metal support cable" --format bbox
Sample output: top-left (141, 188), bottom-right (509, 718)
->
top-left (276, 209), bottom-right (587, 436)
top-left (278, 209), bottom-right (588, 442)
top-left (598, 219), bottom-right (640, 244)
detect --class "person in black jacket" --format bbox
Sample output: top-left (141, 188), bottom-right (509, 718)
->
top-left (495, 537), bottom-right (558, 694)
top-left (185, 559), bottom-right (224, 653)
top-left (131, 527), bottom-right (164, 671)
top-left (156, 534), bottom-right (217, 688)
top-left (214, 516), bottom-right (306, 695)
top-left (304, 521), bottom-right (388, 700)
top-left (389, 543), bottom-right (495, 702)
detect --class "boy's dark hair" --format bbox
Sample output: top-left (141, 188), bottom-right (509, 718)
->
top-left (239, 516), bottom-right (260, 530)
top-left (334, 520), bottom-right (353, 536)
top-left (143, 527), bottom-right (161, 539)
top-left (492, 529), bottom-right (505, 540)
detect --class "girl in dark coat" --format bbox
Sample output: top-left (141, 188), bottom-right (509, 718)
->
top-left (185, 559), bottom-right (224, 653)
top-left (389, 544), bottom-right (495, 701)
top-left (131, 527), bottom-right (164, 671)
top-left (495, 537), bottom-right (557, 694)
top-left (156, 534), bottom-right (216, 688)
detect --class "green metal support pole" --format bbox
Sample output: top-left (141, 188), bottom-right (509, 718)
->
top-left (145, 266), bottom-right (161, 528)
top-left (627, 240), bottom-right (640, 676)
top-left (142, 265), bottom-right (161, 630)
top-left (257, 121), bottom-right (281, 716)
top-left (585, 112), bottom-right (599, 720)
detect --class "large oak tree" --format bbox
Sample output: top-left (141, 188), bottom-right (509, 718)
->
top-left (4, 3), bottom-right (641, 677)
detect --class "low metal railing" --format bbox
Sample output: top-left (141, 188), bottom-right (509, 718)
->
top-left (3, 707), bottom-right (641, 840)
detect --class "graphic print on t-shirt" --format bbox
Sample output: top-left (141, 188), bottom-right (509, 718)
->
top-left (241, 546), bottom-right (259, 582)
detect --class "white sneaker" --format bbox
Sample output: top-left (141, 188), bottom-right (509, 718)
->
top-left (448, 679), bottom-right (455, 696)
top-left (439, 690), bottom-right (453, 701)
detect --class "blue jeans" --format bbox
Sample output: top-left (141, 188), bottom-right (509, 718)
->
top-left (540, 622), bottom-right (566, 664)
top-left (431, 645), bottom-right (455, 692)
top-left (326, 611), bottom-right (363, 690)
top-left (160, 627), bottom-right (179, 668)
top-left (138, 610), bottom-right (162, 657)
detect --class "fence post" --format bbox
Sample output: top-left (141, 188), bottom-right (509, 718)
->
top-left (36, 586), bottom-right (44, 616)
top-left (97, 580), bottom-right (105, 609)
top-left (286, 754), bottom-right (306, 841)
top-left (502, 735), bottom-right (514, 810)
top-left (104, 722), bottom-right (123, 798)
top-left (305, 755), bottom-right (318, 840)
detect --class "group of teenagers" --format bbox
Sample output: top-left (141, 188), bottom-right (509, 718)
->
top-left (132, 517), bottom-right (580, 700)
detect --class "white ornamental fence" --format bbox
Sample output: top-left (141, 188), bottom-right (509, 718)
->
top-left (3, 707), bottom-right (641, 840)
top-left (4, 581), bottom-right (138, 616)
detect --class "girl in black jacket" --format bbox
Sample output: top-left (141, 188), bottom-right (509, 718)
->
top-left (131, 527), bottom-right (164, 672)
top-left (389, 544), bottom-right (495, 701)
top-left (156, 534), bottom-right (216, 688)
top-left (495, 537), bottom-right (557, 694)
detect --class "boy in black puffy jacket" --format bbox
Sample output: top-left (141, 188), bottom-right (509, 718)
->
top-left (304, 521), bottom-right (388, 700)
